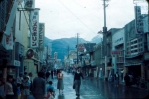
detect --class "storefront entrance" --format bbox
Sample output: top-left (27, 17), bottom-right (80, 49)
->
top-left (128, 65), bottom-right (141, 85)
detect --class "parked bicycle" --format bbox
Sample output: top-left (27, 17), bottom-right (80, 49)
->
top-left (136, 78), bottom-right (147, 89)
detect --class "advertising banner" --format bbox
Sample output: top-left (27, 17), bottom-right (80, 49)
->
top-left (39, 23), bottom-right (45, 50)
top-left (2, 32), bottom-right (13, 50)
top-left (134, 6), bottom-right (143, 34)
top-left (77, 44), bottom-right (85, 52)
top-left (30, 9), bottom-right (39, 48)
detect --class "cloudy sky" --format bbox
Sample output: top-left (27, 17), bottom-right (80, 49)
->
top-left (35, 0), bottom-right (147, 41)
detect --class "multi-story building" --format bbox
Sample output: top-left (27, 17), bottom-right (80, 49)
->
top-left (112, 28), bottom-right (125, 82)
top-left (0, 0), bottom-right (25, 80)
top-left (124, 14), bottom-right (149, 86)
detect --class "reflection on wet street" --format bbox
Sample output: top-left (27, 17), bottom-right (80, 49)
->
top-left (50, 72), bottom-right (148, 99)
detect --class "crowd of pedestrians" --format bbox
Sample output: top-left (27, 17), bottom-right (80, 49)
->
top-left (1, 66), bottom-right (143, 99)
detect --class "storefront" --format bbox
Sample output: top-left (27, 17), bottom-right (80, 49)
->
top-left (0, 44), bottom-right (11, 82)
top-left (112, 28), bottom-right (125, 83)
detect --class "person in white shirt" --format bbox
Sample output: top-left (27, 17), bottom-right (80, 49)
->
top-left (5, 75), bottom-right (14, 99)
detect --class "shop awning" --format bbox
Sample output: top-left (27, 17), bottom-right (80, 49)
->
top-left (124, 62), bottom-right (142, 66)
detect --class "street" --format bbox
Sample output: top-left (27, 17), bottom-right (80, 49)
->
top-left (48, 72), bottom-right (149, 99)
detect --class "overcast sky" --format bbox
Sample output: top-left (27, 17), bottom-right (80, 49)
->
top-left (35, 0), bottom-right (148, 41)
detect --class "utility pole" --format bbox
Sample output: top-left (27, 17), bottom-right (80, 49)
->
top-left (102, 0), bottom-right (108, 81)
top-left (68, 45), bottom-right (69, 67)
top-left (77, 33), bottom-right (79, 64)
top-left (68, 45), bottom-right (69, 58)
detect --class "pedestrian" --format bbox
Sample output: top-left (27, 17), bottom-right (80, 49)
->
top-left (5, 75), bottom-right (14, 99)
top-left (54, 69), bottom-right (56, 76)
top-left (124, 73), bottom-right (130, 87)
top-left (47, 81), bottom-right (55, 97)
top-left (57, 69), bottom-right (64, 94)
top-left (28, 72), bottom-right (33, 92)
top-left (11, 79), bottom-right (18, 99)
top-left (17, 83), bottom-right (21, 99)
top-left (17, 73), bottom-right (23, 85)
top-left (44, 88), bottom-right (54, 99)
top-left (114, 72), bottom-right (119, 87)
top-left (51, 70), bottom-right (54, 79)
top-left (129, 73), bottom-right (133, 86)
top-left (22, 76), bottom-right (30, 99)
top-left (73, 67), bottom-right (84, 96)
top-left (46, 71), bottom-right (50, 82)
top-left (0, 79), bottom-right (5, 99)
top-left (32, 72), bottom-right (46, 99)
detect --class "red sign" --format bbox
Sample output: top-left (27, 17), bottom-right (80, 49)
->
top-left (111, 51), bottom-right (120, 55)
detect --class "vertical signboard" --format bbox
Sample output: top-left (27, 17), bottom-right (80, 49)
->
top-left (134, 6), bottom-right (143, 34)
top-left (39, 23), bottom-right (45, 50)
top-left (77, 44), bottom-right (85, 52)
top-left (2, 32), bottom-right (13, 50)
top-left (30, 8), bottom-right (40, 48)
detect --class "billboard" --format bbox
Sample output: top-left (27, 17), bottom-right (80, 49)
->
top-left (134, 6), bottom-right (143, 34)
top-left (2, 32), bottom-right (13, 50)
top-left (39, 23), bottom-right (45, 50)
top-left (77, 44), bottom-right (85, 52)
top-left (30, 9), bottom-right (40, 48)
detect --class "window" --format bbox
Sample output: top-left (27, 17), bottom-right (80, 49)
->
top-left (134, 40), bottom-right (138, 43)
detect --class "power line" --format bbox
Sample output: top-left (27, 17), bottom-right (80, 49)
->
top-left (72, 0), bottom-right (102, 21)
top-left (58, 0), bottom-right (97, 34)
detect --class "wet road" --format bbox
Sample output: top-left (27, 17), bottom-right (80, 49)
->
top-left (48, 72), bottom-right (149, 99)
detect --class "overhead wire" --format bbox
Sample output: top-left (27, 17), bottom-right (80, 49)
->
top-left (72, 0), bottom-right (102, 21)
top-left (58, 0), bottom-right (97, 34)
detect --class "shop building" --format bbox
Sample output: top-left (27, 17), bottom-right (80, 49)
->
top-left (112, 28), bottom-right (125, 83)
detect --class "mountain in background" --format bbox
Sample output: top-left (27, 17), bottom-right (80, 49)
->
top-left (44, 37), bottom-right (87, 60)
top-left (91, 35), bottom-right (103, 44)
top-left (44, 35), bottom-right (102, 60)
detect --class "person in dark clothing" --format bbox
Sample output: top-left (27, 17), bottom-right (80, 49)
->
top-left (74, 67), bottom-right (84, 96)
top-left (32, 72), bottom-right (46, 99)
top-left (11, 79), bottom-right (18, 99)
top-left (124, 73), bottom-right (130, 87)
top-left (51, 70), bottom-right (54, 79)
top-left (54, 69), bottom-right (57, 76)
top-left (46, 71), bottom-right (50, 81)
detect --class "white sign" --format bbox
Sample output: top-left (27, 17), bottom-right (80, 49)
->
top-left (14, 60), bottom-right (20, 66)
top-left (135, 6), bottom-right (143, 34)
top-left (2, 33), bottom-right (13, 50)
top-left (7, 60), bottom-right (20, 66)
top-left (30, 9), bottom-right (39, 48)
top-left (112, 29), bottom-right (125, 46)
top-left (39, 23), bottom-right (45, 50)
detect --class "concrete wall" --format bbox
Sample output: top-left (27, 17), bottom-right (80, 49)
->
top-left (24, 59), bottom-right (37, 79)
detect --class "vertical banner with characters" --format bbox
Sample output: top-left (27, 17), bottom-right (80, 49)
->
top-left (134, 6), bottom-right (144, 34)
top-left (2, 31), bottom-right (13, 50)
top-left (30, 8), bottom-right (40, 48)
top-left (39, 23), bottom-right (45, 50)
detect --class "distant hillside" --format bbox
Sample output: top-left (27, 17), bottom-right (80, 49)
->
top-left (44, 37), bottom-right (87, 60)
top-left (44, 37), bottom-right (52, 46)
top-left (91, 35), bottom-right (102, 44)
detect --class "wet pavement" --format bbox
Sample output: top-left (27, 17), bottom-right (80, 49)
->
top-left (48, 72), bottom-right (149, 99)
